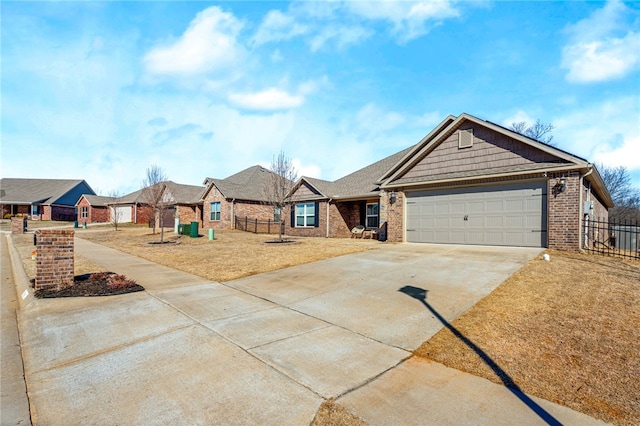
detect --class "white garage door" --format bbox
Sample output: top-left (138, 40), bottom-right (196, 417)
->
top-left (111, 206), bottom-right (132, 223)
top-left (406, 181), bottom-right (547, 247)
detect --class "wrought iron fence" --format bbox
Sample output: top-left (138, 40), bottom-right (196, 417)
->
top-left (583, 217), bottom-right (639, 260)
top-left (235, 216), bottom-right (285, 235)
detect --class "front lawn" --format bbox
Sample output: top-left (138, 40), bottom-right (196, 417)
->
top-left (415, 250), bottom-right (640, 425)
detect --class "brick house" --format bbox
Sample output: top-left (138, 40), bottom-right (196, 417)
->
top-left (287, 113), bottom-right (613, 251)
top-left (75, 195), bottom-right (114, 224)
top-left (110, 181), bottom-right (205, 227)
top-left (0, 178), bottom-right (95, 221)
top-left (202, 166), bottom-right (286, 231)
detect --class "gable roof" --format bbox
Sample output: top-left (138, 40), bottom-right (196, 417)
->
top-left (76, 195), bottom-right (115, 207)
top-left (115, 181), bottom-right (206, 205)
top-left (203, 165), bottom-right (286, 202)
top-left (291, 147), bottom-right (414, 201)
top-left (0, 178), bottom-right (95, 205)
top-left (378, 113), bottom-right (612, 207)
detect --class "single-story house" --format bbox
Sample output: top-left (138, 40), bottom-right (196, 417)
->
top-left (202, 165), bottom-right (289, 231)
top-left (287, 113), bottom-right (613, 251)
top-left (0, 178), bottom-right (95, 221)
top-left (110, 181), bottom-right (205, 227)
top-left (76, 195), bottom-right (114, 224)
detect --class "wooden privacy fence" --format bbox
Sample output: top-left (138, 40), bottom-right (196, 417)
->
top-left (583, 217), bottom-right (639, 260)
top-left (235, 216), bottom-right (285, 235)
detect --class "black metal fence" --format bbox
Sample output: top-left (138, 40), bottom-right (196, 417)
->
top-left (235, 216), bottom-right (285, 235)
top-left (583, 217), bottom-right (639, 260)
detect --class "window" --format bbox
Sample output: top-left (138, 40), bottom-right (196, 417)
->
top-left (274, 206), bottom-right (281, 222)
top-left (366, 203), bottom-right (379, 228)
top-left (80, 206), bottom-right (88, 218)
top-left (210, 202), bottom-right (221, 221)
top-left (295, 203), bottom-right (315, 227)
top-left (31, 205), bottom-right (39, 216)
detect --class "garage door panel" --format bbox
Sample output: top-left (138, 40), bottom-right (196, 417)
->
top-left (406, 181), bottom-right (547, 247)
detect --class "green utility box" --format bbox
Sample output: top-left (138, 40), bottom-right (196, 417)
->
top-left (189, 221), bottom-right (199, 238)
top-left (178, 224), bottom-right (190, 236)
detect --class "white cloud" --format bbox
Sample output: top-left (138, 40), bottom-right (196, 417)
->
top-left (561, 1), bottom-right (640, 83)
top-left (501, 110), bottom-right (535, 128)
top-left (310, 25), bottom-right (373, 52)
top-left (228, 88), bottom-right (305, 111)
top-left (252, 10), bottom-right (308, 46)
top-left (346, 0), bottom-right (460, 41)
top-left (143, 6), bottom-right (244, 76)
top-left (553, 97), bottom-right (640, 174)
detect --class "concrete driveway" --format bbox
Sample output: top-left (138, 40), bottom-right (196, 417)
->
top-left (14, 239), bottom-right (605, 425)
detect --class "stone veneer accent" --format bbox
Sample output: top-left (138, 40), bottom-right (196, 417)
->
top-left (35, 229), bottom-right (74, 292)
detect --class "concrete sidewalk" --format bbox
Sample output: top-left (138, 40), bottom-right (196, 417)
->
top-left (13, 237), bottom-right (607, 425)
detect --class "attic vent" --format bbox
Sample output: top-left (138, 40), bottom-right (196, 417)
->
top-left (458, 129), bottom-right (473, 149)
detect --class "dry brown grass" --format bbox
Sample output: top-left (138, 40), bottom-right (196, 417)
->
top-left (311, 399), bottom-right (369, 426)
top-left (415, 249), bottom-right (640, 425)
top-left (10, 234), bottom-right (106, 280)
top-left (74, 226), bottom-right (375, 282)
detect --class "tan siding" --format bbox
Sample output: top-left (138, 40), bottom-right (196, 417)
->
top-left (400, 124), bottom-right (563, 182)
top-left (291, 182), bottom-right (322, 200)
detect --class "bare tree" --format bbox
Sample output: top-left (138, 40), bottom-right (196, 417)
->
top-left (263, 151), bottom-right (298, 242)
top-left (596, 163), bottom-right (640, 222)
top-left (510, 119), bottom-right (555, 145)
top-left (108, 190), bottom-right (123, 231)
top-left (141, 164), bottom-right (169, 242)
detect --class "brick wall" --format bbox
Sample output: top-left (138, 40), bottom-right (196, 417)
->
top-left (35, 229), bottom-right (74, 291)
top-left (176, 205), bottom-right (202, 227)
top-left (547, 172), bottom-right (581, 251)
top-left (76, 197), bottom-right (109, 223)
top-left (380, 189), bottom-right (404, 242)
top-left (287, 201), bottom-right (328, 237)
top-left (134, 205), bottom-right (154, 225)
top-left (11, 217), bottom-right (26, 234)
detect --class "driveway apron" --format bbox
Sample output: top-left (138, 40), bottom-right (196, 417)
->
top-left (16, 237), bottom-right (604, 424)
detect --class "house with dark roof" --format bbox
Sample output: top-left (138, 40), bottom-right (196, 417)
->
top-left (202, 165), bottom-right (287, 231)
top-left (287, 113), bottom-right (612, 251)
top-left (109, 181), bottom-right (206, 227)
top-left (0, 178), bottom-right (95, 221)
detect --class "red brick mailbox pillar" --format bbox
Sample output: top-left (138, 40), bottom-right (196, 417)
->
top-left (11, 217), bottom-right (26, 234)
top-left (35, 229), bottom-right (74, 292)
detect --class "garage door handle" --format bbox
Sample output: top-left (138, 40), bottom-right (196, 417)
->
top-left (464, 215), bottom-right (468, 221)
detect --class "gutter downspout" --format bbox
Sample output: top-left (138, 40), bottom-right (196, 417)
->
top-left (326, 199), bottom-right (332, 238)
top-left (579, 165), bottom-right (594, 250)
top-left (134, 203), bottom-right (138, 224)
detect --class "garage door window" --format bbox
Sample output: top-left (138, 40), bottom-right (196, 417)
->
top-left (366, 203), bottom-right (379, 228)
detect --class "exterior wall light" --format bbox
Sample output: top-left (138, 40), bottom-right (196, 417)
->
top-left (389, 190), bottom-right (397, 204)
top-left (558, 176), bottom-right (567, 193)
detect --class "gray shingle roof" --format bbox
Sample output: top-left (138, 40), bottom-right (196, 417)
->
top-left (78, 195), bottom-right (115, 207)
top-left (294, 147), bottom-right (414, 201)
top-left (204, 165), bottom-right (287, 202)
top-left (0, 178), bottom-right (92, 205)
top-left (116, 181), bottom-right (206, 205)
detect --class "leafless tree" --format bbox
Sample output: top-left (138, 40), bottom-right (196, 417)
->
top-left (263, 151), bottom-right (298, 241)
top-left (141, 164), bottom-right (169, 242)
top-left (510, 119), bottom-right (555, 145)
top-left (596, 163), bottom-right (640, 222)
top-left (108, 190), bottom-right (124, 231)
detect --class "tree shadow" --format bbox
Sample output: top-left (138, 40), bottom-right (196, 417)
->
top-left (399, 285), bottom-right (562, 426)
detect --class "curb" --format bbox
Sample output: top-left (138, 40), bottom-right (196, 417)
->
top-left (6, 234), bottom-right (36, 309)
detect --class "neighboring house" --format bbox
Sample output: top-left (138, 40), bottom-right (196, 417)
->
top-left (0, 178), bottom-right (95, 221)
top-left (76, 195), bottom-right (114, 224)
top-left (288, 113), bottom-right (613, 251)
top-left (110, 181), bottom-right (205, 227)
top-left (202, 165), bottom-right (287, 231)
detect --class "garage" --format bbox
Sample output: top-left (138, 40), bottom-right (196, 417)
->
top-left (111, 205), bottom-right (132, 223)
top-left (405, 181), bottom-right (547, 247)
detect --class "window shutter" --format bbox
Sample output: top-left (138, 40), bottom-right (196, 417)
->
top-left (360, 202), bottom-right (366, 227)
top-left (290, 206), bottom-right (295, 228)
top-left (314, 202), bottom-right (319, 227)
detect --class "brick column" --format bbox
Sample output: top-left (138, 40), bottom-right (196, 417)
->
top-left (11, 217), bottom-right (26, 234)
top-left (380, 189), bottom-right (404, 242)
top-left (547, 171), bottom-right (581, 251)
top-left (35, 229), bottom-right (74, 292)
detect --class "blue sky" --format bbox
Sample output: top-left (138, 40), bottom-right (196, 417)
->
top-left (2, 1), bottom-right (639, 196)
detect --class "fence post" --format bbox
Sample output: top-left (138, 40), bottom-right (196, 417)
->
top-left (254, 218), bottom-right (258, 233)
top-left (245, 216), bottom-right (248, 231)
top-left (268, 219), bottom-right (271, 234)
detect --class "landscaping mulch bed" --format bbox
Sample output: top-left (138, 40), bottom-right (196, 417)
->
top-left (34, 272), bottom-right (144, 298)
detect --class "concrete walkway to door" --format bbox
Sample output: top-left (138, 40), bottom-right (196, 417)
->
top-left (13, 238), bottom-right (606, 425)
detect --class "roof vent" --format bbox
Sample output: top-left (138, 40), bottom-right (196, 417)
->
top-left (458, 129), bottom-right (473, 149)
